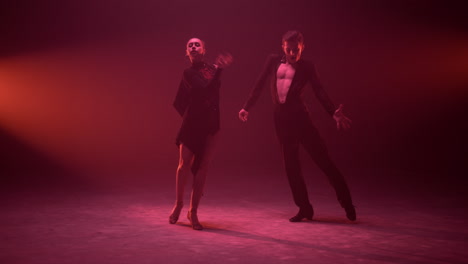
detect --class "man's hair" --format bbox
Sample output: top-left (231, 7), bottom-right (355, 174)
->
top-left (282, 30), bottom-right (304, 44)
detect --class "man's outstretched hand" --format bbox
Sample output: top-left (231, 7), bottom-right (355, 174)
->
top-left (238, 109), bottom-right (249, 122)
top-left (333, 104), bottom-right (352, 130)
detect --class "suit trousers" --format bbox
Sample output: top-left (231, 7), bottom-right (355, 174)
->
top-left (274, 107), bottom-right (353, 209)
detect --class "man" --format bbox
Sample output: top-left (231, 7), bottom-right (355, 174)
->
top-left (238, 30), bottom-right (356, 222)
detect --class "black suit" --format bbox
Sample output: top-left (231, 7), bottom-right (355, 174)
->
top-left (243, 54), bottom-right (353, 211)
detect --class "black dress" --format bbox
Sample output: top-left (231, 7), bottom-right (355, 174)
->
top-left (173, 61), bottom-right (222, 171)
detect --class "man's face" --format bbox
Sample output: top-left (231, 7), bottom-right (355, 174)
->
top-left (186, 38), bottom-right (205, 60)
top-left (282, 41), bottom-right (304, 64)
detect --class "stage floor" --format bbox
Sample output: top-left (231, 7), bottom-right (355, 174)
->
top-left (1, 167), bottom-right (467, 264)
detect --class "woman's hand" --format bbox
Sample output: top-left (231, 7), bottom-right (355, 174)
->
top-left (215, 53), bottom-right (233, 69)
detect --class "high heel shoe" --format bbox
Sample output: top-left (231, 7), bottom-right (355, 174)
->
top-left (289, 206), bottom-right (314, 222)
top-left (187, 211), bottom-right (203, 230)
top-left (169, 202), bottom-right (183, 224)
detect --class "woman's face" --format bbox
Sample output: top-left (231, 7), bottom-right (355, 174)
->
top-left (186, 38), bottom-right (205, 61)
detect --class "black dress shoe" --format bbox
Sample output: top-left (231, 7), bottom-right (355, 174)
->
top-left (344, 204), bottom-right (356, 221)
top-left (289, 207), bottom-right (314, 222)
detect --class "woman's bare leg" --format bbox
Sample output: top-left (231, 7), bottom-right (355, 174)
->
top-left (188, 134), bottom-right (218, 230)
top-left (169, 144), bottom-right (194, 224)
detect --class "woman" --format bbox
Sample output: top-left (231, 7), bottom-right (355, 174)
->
top-left (170, 38), bottom-right (232, 230)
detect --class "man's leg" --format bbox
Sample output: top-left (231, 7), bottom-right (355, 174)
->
top-left (282, 142), bottom-right (314, 221)
top-left (301, 124), bottom-right (356, 221)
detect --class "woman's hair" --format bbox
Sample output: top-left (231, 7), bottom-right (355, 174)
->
top-left (187, 37), bottom-right (206, 48)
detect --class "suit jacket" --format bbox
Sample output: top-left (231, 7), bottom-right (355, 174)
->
top-left (242, 54), bottom-right (335, 116)
top-left (242, 54), bottom-right (337, 143)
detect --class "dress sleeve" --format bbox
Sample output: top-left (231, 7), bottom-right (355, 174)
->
top-left (173, 70), bottom-right (191, 117)
top-left (206, 67), bottom-right (223, 94)
top-left (308, 63), bottom-right (336, 116)
top-left (189, 66), bottom-right (223, 95)
top-left (242, 54), bottom-right (275, 111)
